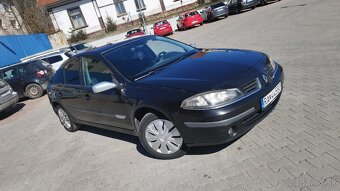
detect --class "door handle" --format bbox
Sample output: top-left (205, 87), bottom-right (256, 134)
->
top-left (84, 94), bottom-right (91, 101)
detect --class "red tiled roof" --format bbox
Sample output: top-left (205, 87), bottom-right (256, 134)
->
top-left (37, 0), bottom-right (59, 6)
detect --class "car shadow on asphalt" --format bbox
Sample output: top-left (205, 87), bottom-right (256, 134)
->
top-left (0, 103), bottom-right (25, 120)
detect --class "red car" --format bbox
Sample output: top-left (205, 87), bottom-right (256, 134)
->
top-left (153, 20), bottom-right (173, 36)
top-left (125, 28), bottom-right (145, 38)
top-left (176, 10), bottom-right (203, 31)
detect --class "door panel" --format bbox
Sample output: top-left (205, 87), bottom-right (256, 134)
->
top-left (80, 56), bottom-right (132, 130)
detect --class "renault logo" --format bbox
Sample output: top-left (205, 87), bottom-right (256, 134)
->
top-left (262, 74), bottom-right (268, 83)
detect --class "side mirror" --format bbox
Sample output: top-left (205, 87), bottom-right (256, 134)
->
top-left (92, 81), bottom-right (116, 93)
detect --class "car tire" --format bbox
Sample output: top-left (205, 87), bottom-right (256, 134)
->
top-left (56, 105), bottom-right (80, 132)
top-left (235, 7), bottom-right (241, 14)
top-left (25, 83), bottom-right (43, 99)
top-left (177, 25), bottom-right (181, 31)
top-left (138, 113), bottom-right (188, 159)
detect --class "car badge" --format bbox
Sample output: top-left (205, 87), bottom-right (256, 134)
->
top-left (262, 74), bottom-right (268, 83)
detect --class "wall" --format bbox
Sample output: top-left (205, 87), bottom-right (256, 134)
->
top-left (0, 34), bottom-right (52, 67)
top-left (50, 0), bottom-right (102, 36)
top-left (48, 31), bottom-right (68, 49)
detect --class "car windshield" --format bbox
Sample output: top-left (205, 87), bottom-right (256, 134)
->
top-left (103, 36), bottom-right (198, 81)
top-left (211, 2), bottom-right (225, 9)
top-left (155, 20), bottom-right (168, 26)
top-left (127, 29), bottom-right (142, 35)
top-left (185, 11), bottom-right (199, 17)
top-left (0, 79), bottom-right (7, 88)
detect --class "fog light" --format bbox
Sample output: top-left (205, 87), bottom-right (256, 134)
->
top-left (228, 127), bottom-right (237, 137)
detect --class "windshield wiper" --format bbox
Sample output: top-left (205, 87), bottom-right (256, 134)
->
top-left (134, 66), bottom-right (168, 81)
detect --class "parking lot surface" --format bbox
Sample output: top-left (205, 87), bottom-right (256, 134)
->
top-left (1, 0), bottom-right (340, 190)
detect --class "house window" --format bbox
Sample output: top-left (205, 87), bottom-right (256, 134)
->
top-left (134, 0), bottom-right (146, 11)
top-left (115, 1), bottom-right (126, 16)
top-left (68, 8), bottom-right (87, 29)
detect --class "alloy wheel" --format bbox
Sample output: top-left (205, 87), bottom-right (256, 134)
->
top-left (57, 107), bottom-right (71, 129)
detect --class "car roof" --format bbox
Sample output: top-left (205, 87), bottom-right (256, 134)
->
top-left (76, 35), bottom-right (152, 57)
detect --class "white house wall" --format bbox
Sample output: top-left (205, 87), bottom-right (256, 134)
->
top-left (163, 0), bottom-right (197, 11)
top-left (51, 0), bottom-right (102, 36)
top-left (49, 0), bottom-right (198, 36)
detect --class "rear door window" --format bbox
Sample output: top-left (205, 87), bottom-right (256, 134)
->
top-left (63, 58), bottom-right (81, 85)
top-left (0, 67), bottom-right (25, 80)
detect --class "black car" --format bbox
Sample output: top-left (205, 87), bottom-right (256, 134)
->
top-left (227, 0), bottom-right (260, 14)
top-left (0, 60), bottom-right (53, 99)
top-left (259, 0), bottom-right (281, 6)
top-left (48, 35), bottom-right (283, 159)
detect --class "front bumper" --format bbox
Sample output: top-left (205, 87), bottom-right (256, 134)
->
top-left (173, 64), bottom-right (284, 146)
top-left (0, 92), bottom-right (19, 113)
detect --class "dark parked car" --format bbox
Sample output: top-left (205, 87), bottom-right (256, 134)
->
top-left (0, 79), bottom-right (19, 113)
top-left (227, 0), bottom-right (260, 14)
top-left (259, 0), bottom-right (281, 6)
top-left (0, 60), bottom-right (53, 99)
top-left (48, 35), bottom-right (283, 159)
top-left (200, 2), bottom-right (229, 22)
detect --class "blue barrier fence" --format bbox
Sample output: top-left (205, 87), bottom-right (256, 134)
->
top-left (0, 34), bottom-right (52, 68)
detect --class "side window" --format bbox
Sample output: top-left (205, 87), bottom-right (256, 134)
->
top-left (81, 57), bottom-right (113, 86)
top-left (43, 56), bottom-right (63, 64)
top-left (1, 67), bottom-right (24, 80)
top-left (64, 58), bottom-right (81, 85)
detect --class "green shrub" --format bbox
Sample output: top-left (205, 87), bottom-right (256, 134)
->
top-left (69, 29), bottom-right (87, 43)
top-left (106, 16), bottom-right (117, 32)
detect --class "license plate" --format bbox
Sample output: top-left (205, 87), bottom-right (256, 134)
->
top-left (261, 82), bottom-right (282, 109)
top-left (192, 21), bottom-right (198, 24)
top-left (160, 27), bottom-right (165, 30)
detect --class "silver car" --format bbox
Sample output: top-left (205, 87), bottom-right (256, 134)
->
top-left (0, 79), bottom-right (19, 113)
top-left (201, 2), bottom-right (229, 22)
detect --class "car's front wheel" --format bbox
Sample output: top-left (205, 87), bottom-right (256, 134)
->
top-left (139, 113), bottom-right (188, 159)
top-left (56, 106), bottom-right (80, 132)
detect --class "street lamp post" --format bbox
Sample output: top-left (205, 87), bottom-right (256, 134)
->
top-left (137, 0), bottom-right (148, 34)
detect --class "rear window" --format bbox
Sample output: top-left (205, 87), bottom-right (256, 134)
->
top-left (154, 20), bottom-right (168, 26)
top-left (185, 11), bottom-right (199, 17)
top-left (211, 2), bottom-right (225, 9)
top-left (30, 60), bottom-right (48, 71)
top-left (127, 29), bottom-right (142, 35)
top-left (42, 55), bottom-right (63, 64)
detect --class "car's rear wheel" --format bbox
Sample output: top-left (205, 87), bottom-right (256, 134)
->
top-left (25, 83), bottom-right (43, 99)
top-left (139, 113), bottom-right (188, 159)
top-left (56, 106), bottom-right (80, 132)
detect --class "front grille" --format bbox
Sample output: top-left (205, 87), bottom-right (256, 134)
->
top-left (240, 78), bottom-right (260, 94)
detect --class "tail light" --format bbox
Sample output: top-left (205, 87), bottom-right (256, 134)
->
top-left (36, 70), bottom-right (45, 77)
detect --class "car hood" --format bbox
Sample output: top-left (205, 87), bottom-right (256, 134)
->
top-left (137, 49), bottom-right (265, 93)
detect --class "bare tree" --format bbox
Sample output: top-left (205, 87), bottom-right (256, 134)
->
top-left (11, 0), bottom-right (54, 34)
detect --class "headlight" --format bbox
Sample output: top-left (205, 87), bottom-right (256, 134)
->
top-left (268, 56), bottom-right (277, 71)
top-left (181, 89), bottom-right (243, 110)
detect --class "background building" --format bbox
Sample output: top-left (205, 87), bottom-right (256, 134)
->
top-left (37, 0), bottom-right (197, 37)
top-left (0, 0), bottom-right (27, 35)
